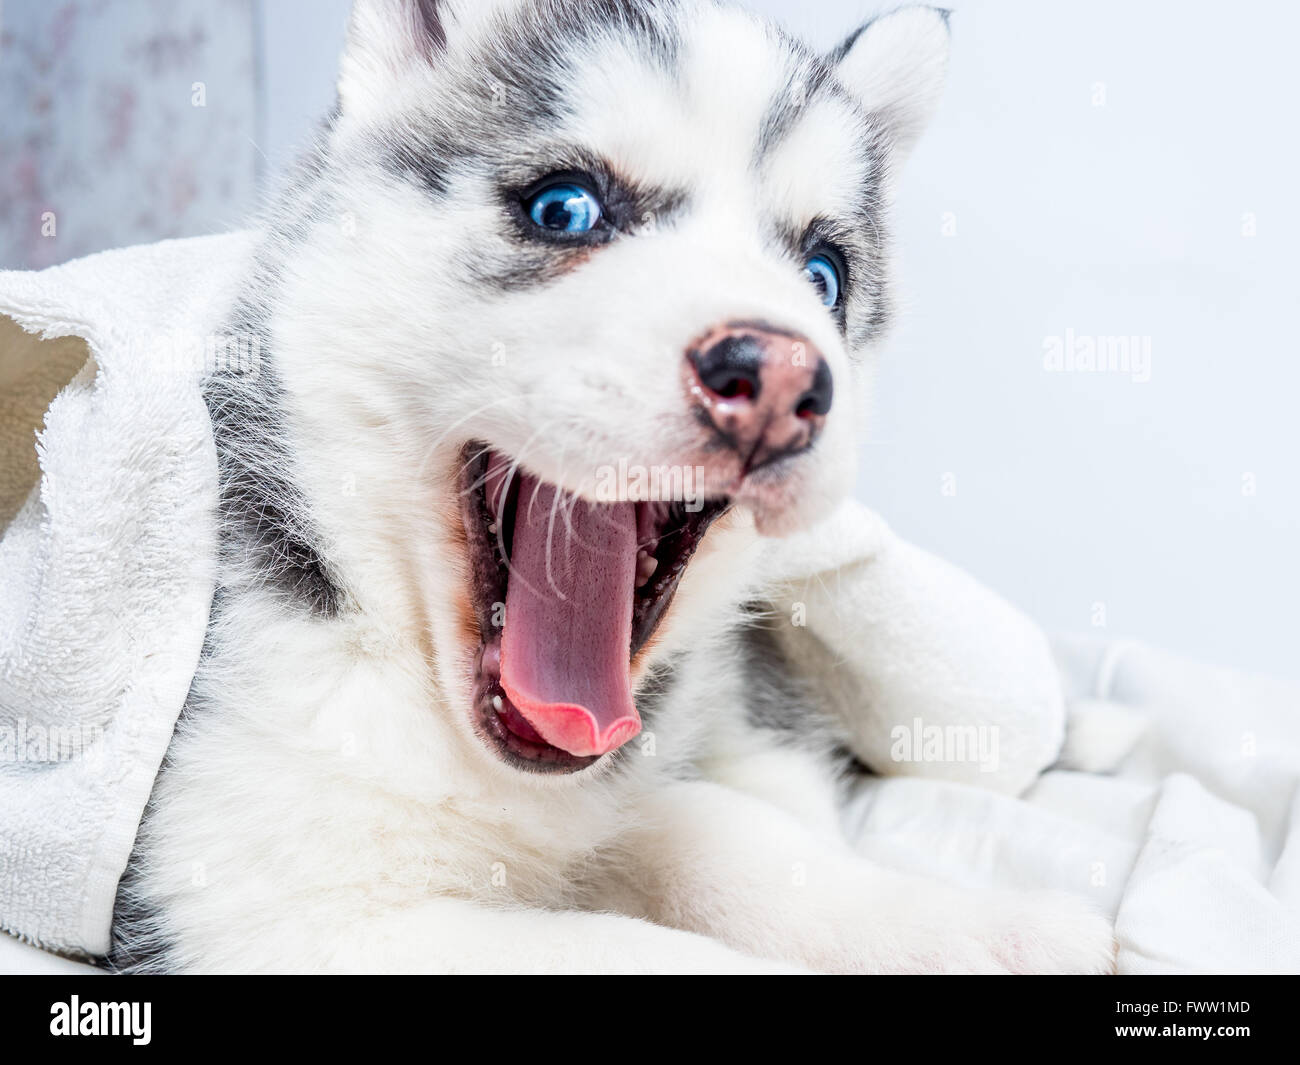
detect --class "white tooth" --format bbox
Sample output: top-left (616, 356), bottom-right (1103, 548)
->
top-left (636, 550), bottom-right (659, 588)
top-left (492, 695), bottom-right (504, 713)
top-left (487, 522), bottom-right (497, 535)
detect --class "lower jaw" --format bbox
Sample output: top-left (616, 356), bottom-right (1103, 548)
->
top-left (472, 639), bottom-right (600, 774)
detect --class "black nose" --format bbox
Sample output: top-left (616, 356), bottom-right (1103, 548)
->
top-left (693, 333), bottom-right (766, 402)
top-left (686, 323), bottom-right (834, 474)
top-left (797, 359), bottom-right (834, 419)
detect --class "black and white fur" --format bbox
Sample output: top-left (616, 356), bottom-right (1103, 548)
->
top-left (109, 0), bottom-right (1114, 974)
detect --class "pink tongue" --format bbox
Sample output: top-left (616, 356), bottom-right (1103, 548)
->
top-left (499, 475), bottom-right (642, 757)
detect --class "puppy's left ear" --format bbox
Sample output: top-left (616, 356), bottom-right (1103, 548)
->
top-left (831, 6), bottom-right (951, 169)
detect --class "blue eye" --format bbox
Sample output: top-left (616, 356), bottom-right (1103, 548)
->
top-left (804, 254), bottom-right (842, 308)
top-left (526, 182), bottom-right (603, 234)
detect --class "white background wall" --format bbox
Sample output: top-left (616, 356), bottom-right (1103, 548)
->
top-left (257, 0), bottom-right (1299, 681)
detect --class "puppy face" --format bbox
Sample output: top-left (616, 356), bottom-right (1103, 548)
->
top-left (270, 0), bottom-right (948, 777)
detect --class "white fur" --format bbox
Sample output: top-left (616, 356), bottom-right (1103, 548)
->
top-left (835, 6), bottom-right (952, 171)
top-left (120, 1), bottom-right (1115, 974)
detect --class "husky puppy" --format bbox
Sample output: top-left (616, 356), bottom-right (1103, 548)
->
top-left (110, 0), bottom-right (1114, 973)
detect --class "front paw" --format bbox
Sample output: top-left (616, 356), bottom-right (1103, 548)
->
top-left (821, 888), bottom-right (1116, 974)
top-left (976, 890), bottom-right (1117, 974)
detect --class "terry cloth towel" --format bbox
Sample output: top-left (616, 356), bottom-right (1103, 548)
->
top-left (0, 233), bottom-right (252, 959)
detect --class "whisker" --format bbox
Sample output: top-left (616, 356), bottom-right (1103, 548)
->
top-left (416, 394), bottom-right (528, 484)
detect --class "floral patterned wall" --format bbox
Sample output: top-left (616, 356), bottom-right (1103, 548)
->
top-left (0, 0), bottom-right (260, 269)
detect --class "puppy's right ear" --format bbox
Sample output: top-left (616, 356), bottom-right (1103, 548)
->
top-left (338, 0), bottom-right (503, 121)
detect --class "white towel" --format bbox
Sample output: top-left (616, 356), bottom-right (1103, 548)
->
top-left (0, 233), bottom-right (252, 958)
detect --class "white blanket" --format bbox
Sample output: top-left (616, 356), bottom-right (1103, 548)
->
top-left (842, 636), bottom-right (1300, 974)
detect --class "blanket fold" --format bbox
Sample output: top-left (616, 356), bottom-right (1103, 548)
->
top-left (0, 234), bottom-right (251, 956)
top-left (841, 636), bottom-right (1300, 974)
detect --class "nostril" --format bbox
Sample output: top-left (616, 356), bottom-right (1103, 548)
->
top-left (693, 335), bottom-right (765, 404)
top-left (796, 359), bottom-right (834, 420)
top-left (713, 374), bottom-right (758, 401)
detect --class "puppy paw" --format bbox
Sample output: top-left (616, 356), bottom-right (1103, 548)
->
top-left (833, 886), bottom-right (1117, 974)
top-left (980, 891), bottom-right (1117, 974)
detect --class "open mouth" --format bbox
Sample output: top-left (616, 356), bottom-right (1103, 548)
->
top-left (460, 446), bottom-right (729, 774)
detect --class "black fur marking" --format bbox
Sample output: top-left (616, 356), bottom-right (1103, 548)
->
top-left (831, 6), bottom-right (953, 65)
top-left (105, 822), bottom-right (169, 974)
top-left (739, 620), bottom-right (825, 738)
top-left (105, 671), bottom-right (216, 974)
top-left (753, 58), bottom-right (836, 164)
top-left (634, 660), bottom-right (679, 723)
top-left (738, 616), bottom-right (874, 821)
top-left (738, 619), bottom-right (878, 796)
top-left (829, 19), bottom-right (869, 65)
top-left (415, 0), bottom-right (448, 54)
top-left (104, 901), bottom-right (153, 973)
top-left (381, 127), bottom-right (459, 197)
top-left (205, 299), bottom-right (346, 619)
top-left (202, 128), bottom-right (349, 619)
top-left (739, 613), bottom-right (885, 775)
